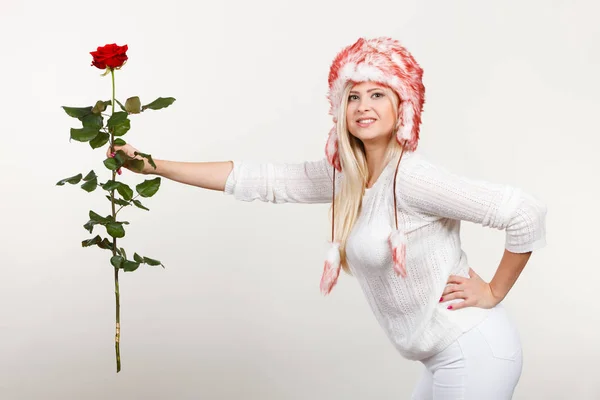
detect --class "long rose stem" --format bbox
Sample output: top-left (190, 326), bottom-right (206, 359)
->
top-left (109, 68), bottom-right (121, 373)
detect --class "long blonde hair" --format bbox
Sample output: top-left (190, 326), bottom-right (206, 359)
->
top-left (332, 83), bottom-right (403, 274)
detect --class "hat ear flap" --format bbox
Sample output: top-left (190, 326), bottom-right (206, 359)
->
top-left (396, 100), bottom-right (420, 151)
top-left (325, 127), bottom-right (341, 171)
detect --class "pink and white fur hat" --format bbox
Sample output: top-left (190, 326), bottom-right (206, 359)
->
top-left (320, 37), bottom-right (426, 295)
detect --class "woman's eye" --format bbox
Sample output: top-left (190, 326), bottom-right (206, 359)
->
top-left (372, 92), bottom-right (384, 98)
top-left (349, 95), bottom-right (359, 101)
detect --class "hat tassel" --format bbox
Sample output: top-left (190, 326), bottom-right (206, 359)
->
top-left (320, 241), bottom-right (341, 295)
top-left (321, 143), bottom-right (409, 295)
top-left (321, 167), bottom-right (341, 295)
top-left (389, 229), bottom-right (407, 277)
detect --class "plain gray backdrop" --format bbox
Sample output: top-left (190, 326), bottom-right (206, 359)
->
top-left (1, 0), bottom-right (598, 399)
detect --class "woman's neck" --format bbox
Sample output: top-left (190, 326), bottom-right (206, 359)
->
top-left (364, 144), bottom-right (390, 186)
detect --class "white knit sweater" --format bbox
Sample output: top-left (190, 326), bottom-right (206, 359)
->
top-left (223, 150), bottom-right (547, 360)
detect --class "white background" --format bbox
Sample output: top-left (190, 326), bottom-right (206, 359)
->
top-left (1, 0), bottom-right (598, 399)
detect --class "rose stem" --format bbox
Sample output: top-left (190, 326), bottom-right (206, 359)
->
top-left (110, 68), bottom-right (121, 373)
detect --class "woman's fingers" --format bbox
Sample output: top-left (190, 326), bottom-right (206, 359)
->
top-left (447, 275), bottom-right (467, 285)
top-left (441, 283), bottom-right (463, 296)
top-left (106, 144), bottom-right (140, 159)
top-left (106, 144), bottom-right (123, 157)
top-left (440, 290), bottom-right (466, 302)
top-left (441, 275), bottom-right (468, 303)
top-left (103, 143), bottom-right (151, 175)
top-left (446, 298), bottom-right (473, 310)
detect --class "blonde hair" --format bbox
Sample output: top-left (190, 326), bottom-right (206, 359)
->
top-left (332, 82), bottom-right (403, 274)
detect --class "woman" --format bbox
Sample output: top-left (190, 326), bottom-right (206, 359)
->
top-left (111, 37), bottom-right (547, 399)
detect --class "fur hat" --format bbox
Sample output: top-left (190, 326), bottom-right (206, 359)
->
top-left (324, 37), bottom-right (425, 172)
top-left (320, 37), bottom-right (424, 295)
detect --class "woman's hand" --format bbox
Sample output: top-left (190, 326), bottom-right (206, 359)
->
top-left (106, 143), bottom-right (155, 175)
top-left (440, 268), bottom-right (502, 310)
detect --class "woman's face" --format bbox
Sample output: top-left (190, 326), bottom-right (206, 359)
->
top-left (345, 81), bottom-right (397, 144)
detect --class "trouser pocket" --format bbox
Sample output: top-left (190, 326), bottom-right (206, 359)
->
top-left (475, 304), bottom-right (522, 361)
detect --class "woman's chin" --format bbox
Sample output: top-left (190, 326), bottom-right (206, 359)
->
top-left (354, 132), bottom-right (391, 143)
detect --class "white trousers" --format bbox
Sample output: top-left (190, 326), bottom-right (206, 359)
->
top-left (411, 303), bottom-right (523, 400)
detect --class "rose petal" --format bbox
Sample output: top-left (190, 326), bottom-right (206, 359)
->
top-left (90, 44), bottom-right (128, 70)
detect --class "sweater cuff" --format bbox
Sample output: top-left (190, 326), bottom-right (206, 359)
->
top-left (504, 192), bottom-right (548, 253)
top-left (223, 160), bottom-right (238, 196)
top-left (505, 237), bottom-right (547, 253)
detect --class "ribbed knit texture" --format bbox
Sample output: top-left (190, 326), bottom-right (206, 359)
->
top-left (223, 151), bottom-right (547, 360)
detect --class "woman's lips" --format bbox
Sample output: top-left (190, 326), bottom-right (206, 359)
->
top-left (356, 118), bottom-right (376, 128)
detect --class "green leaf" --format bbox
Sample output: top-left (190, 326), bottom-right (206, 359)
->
top-left (83, 170), bottom-right (97, 181)
top-left (89, 210), bottom-right (110, 224)
top-left (142, 97), bottom-right (176, 111)
top-left (115, 99), bottom-right (126, 112)
top-left (133, 253), bottom-right (144, 263)
top-left (134, 151), bottom-right (157, 169)
top-left (104, 194), bottom-right (129, 206)
top-left (114, 138), bottom-right (126, 146)
top-left (103, 178), bottom-right (134, 200)
top-left (116, 198), bottom-right (130, 206)
top-left (102, 180), bottom-right (120, 191)
top-left (122, 260), bottom-right (140, 272)
top-left (120, 248), bottom-right (127, 260)
top-left (116, 183), bottom-right (134, 201)
top-left (130, 252), bottom-right (164, 268)
top-left (113, 150), bottom-right (130, 164)
top-left (113, 119), bottom-right (130, 136)
top-left (107, 112), bottom-right (131, 136)
top-left (108, 112), bottom-right (128, 125)
top-left (80, 177), bottom-right (98, 192)
top-left (103, 157), bottom-right (119, 170)
top-left (125, 96), bottom-right (142, 114)
top-left (82, 236), bottom-right (114, 251)
top-left (83, 220), bottom-right (95, 233)
top-left (90, 131), bottom-right (109, 149)
top-left (62, 106), bottom-right (92, 119)
top-left (132, 199), bottom-right (149, 211)
top-left (111, 255), bottom-right (124, 268)
top-left (106, 222), bottom-right (125, 238)
top-left (143, 256), bottom-right (163, 267)
top-left (56, 173), bottom-right (82, 186)
top-left (136, 177), bottom-right (161, 198)
top-left (124, 159), bottom-right (145, 173)
top-left (82, 236), bottom-right (102, 247)
top-left (70, 127), bottom-right (100, 142)
top-left (103, 150), bottom-right (129, 171)
top-left (81, 113), bottom-right (103, 130)
top-left (83, 211), bottom-right (111, 234)
top-left (92, 100), bottom-right (111, 114)
top-left (98, 238), bottom-right (114, 250)
top-left (91, 101), bottom-right (105, 114)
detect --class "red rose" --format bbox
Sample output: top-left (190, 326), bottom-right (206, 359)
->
top-left (90, 44), bottom-right (128, 70)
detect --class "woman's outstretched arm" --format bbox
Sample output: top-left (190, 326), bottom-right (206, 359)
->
top-left (151, 159), bottom-right (234, 192)
top-left (110, 144), bottom-right (338, 203)
top-left (109, 144), bottom-right (233, 191)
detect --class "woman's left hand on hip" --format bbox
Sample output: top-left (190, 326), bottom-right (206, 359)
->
top-left (440, 268), bottom-right (501, 310)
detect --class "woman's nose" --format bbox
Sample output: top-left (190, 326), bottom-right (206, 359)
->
top-left (357, 100), bottom-right (372, 113)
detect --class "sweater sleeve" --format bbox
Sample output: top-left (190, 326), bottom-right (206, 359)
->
top-left (397, 153), bottom-right (547, 253)
top-left (223, 157), bottom-right (337, 204)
